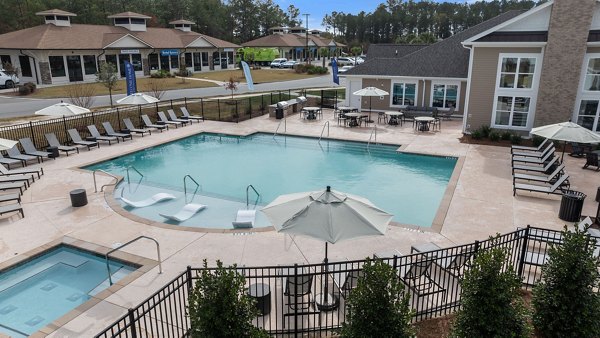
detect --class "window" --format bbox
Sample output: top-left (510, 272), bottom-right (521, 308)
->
top-left (576, 54), bottom-right (600, 132)
top-left (160, 55), bottom-right (169, 70)
top-left (193, 52), bottom-right (202, 71)
top-left (499, 57), bottom-right (536, 89)
top-left (202, 52), bottom-right (209, 66)
top-left (83, 55), bottom-right (97, 75)
top-left (431, 83), bottom-right (458, 109)
top-left (149, 53), bottom-right (159, 70)
top-left (185, 53), bottom-right (192, 68)
top-left (170, 55), bottom-right (179, 69)
top-left (0, 55), bottom-right (10, 66)
top-left (49, 56), bottom-right (66, 77)
top-left (56, 16), bottom-right (68, 21)
top-left (227, 52), bottom-right (234, 65)
top-left (494, 96), bottom-right (530, 127)
top-left (577, 100), bottom-right (600, 132)
top-left (114, 18), bottom-right (129, 25)
top-left (19, 56), bottom-right (32, 77)
top-left (131, 18), bottom-right (145, 25)
top-left (45, 16), bottom-right (54, 21)
top-left (391, 82), bottom-right (417, 106)
top-left (583, 58), bottom-right (600, 91)
top-left (105, 55), bottom-right (117, 67)
top-left (131, 54), bottom-right (142, 71)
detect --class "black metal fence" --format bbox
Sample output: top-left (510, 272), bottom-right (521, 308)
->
top-left (94, 226), bottom-right (597, 338)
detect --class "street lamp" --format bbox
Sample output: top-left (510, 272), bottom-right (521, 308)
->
top-left (304, 13), bottom-right (310, 64)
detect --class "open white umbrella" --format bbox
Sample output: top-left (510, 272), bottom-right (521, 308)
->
top-left (261, 186), bottom-right (392, 310)
top-left (34, 102), bottom-right (90, 116)
top-left (116, 93), bottom-right (159, 105)
top-left (353, 87), bottom-right (389, 123)
top-left (531, 121), bottom-right (600, 160)
top-left (0, 138), bottom-right (18, 151)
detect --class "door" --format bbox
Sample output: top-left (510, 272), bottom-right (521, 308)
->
top-left (66, 55), bottom-right (83, 82)
top-left (118, 54), bottom-right (130, 77)
top-left (347, 79), bottom-right (361, 108)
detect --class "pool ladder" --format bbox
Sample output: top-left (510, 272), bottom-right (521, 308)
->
top-left (184, 175), bottom-right (201, 203)
top-left (367, 125), bottom-right (377, 149)
top-left (273, 115), bottom-right (287, 138)
top-left (93, 170), bottom-right (119, 193)
top-left (318, 121), bottom-right (330, 143)
top-left (105, 236), bottom-right (162, 285)
top-left (126, 166), bottom-right (144, 184)
top-left (246, 184), bottom-right (261, 208)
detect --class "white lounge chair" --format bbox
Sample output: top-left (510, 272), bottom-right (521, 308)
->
top-left (511, 140), bottom-right (552, 157)
top-left (512, 156), bottom-right (558, 174)
top-left (121, 193), bottom-right (176, 208)
top-left (512, 147), bottom-right (555, 165)
top-left (513, 164), bottom-right (565, 184)
top-left (159, 203), bottom-right (206, 222)
top-left (233, 210), bottom-right (256, 228)
top-left (511, 138), bottom-right (548, 153)
top-left (513, 173), bottom-right (569, 196)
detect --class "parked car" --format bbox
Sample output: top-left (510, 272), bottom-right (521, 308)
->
top-left (335, 57), bottom-right (355, 66)
top-left (338, 65), bottom-right (354, 73)
top-left (281, 60), bottom-right (299, 69)
top-left (270, 58), bottom-right (287, 68)
top-left (0, 69), bottom-right (19, 88)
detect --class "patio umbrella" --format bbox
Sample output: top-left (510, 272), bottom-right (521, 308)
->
top-left (353, 87), bottom-right (389, 123)
top-left (116, 93), bottom-right (159, 105)
top-left (34, 102), bottom-right (90, 117)
top-left (261, 186), bottom-right (392, 310)
top-left (530, 121), bottom-right (600, 160)
top-left (0, 138), bottom-right (17, 151)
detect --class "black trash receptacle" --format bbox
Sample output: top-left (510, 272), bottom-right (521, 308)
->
top-left (70, 189), bottom-right (88, 207)
top-left (275, 107), bottom-right (284, 119)
top-left (559, 190), bottom-right (586, 222)
top-left (46, 146), bottom-right (59, 159)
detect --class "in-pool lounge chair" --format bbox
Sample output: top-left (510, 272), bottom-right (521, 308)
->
top-left (18, 138), bottom-right (52, 162)
top-left (45, 133), bottom-right (79, 156)
top-left (180, 107), bottom-right (204, 122)
top-left (167, 109), bottom-right (191, 125)
top-left (512, 142), bottom-right (555, 159)
top-left (511, 138), bottom-right (548, 154)
top-left (102, 122), bottom-right (133, 142)
top-left (512, 155), bottom-right (558, 174)
top-left (0, 165), bottom-right (43, 179)
top-left (141, 114), bottom-right (167, 132)
top-left (121, 193), bottom-right (175, 208)
top-left (513, 164), bottom-right (566, 184)
top-left (6, 146), bottom-right (39, 165)
top-left (0, 202), bottom-right (24, 218)
top-left (159, 203), bottom-right (206, 222)
top-left (233, 210), bottom-right (256, 228)
top-left (513, 173), bottom-right (570, 196)
top-left (157, 111), bottom-right (183, 128)
top-left (123, 118), bottom-right (151, 137)
top-left (87, 125), bottom-right (118, 145)
top-left (512, 146), bottom-right (555, 165)
top-left (67, 129), bottom-right (100, 150)
top-left (0, 153), bottom-right (24, 169)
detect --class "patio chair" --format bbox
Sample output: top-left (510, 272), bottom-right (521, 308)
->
top-left (332, 263), bottom-right (363, 299)
top-left (0, 153), bottom-right (25, 169)
top-left (101, 122), bottom-right (133, 142)
top-left (398, 256), bottom-right (437, 294)
top-left (6, 146), bottom-right (40, 165)
top-left (123, 118), bottom-right (152, 137)
top-left (441, 106), bottom-right (455, 120)
top-left (513, 164), bottom-right (566, 184)
top-left (159, 203), bottom-right (206, 222)
top-left (157, 111), bottom-right (183, 128)
top-left (513, 173), bottom-right (570, 196)
top-left (512, 142), bottom-right (554, 158)
top-left (0, 202), bottom-right (24, 218)
top-left (141, 114), bottom-right (168, 132)
top-left (511, 138), bottom-right (548, 153)
top-left (87, 125), bottom-right (118, 145)
top-left (180, 107), bottom-right (204, 121)
top-left (337, 112), bottom-right (348, 127)
top-left (0, 193), bottom-right (21, 204)
top-left (0, 181), bottom-right (27, 195)
top-left (281, 267), bottom-right (313, 311)
top-left (0, 173), bottom-right (34, 187)
top-left (167, 109), bottom-right (191, 125)
top-left (569, 142), bottom-right (591, 158)
top-left (44, 133), bottom-right (79, 156)
top-left (437, 248), bottom-right (473, 278)
top-left (0, 163), bottom-right (43, 179)
top-left (18, 138), bottom-right (52, 162)
top-left (67, 129), bottom-right (100, 150)
top-left (583, 152), bottom-right (599, 171)
top-left (512, 155), bottom-right (558, 174)
top-left (512, 146), bottom-right (555, 165)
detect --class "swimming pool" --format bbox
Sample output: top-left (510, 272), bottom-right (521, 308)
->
top-left (86, 133), bottom-right (457, 228)
top-left (0, 245), bottom-right (137, 337)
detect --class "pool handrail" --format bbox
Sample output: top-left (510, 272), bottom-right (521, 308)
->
top-left (183, 175), bottom-right (201, 203)
top-left (93, 169), bottom-right (119, 193)
top-left (126, 166), bottom-right (144, 184)
top-left (318, 121), bottom-right (330, 143)
top-left (246, 184), bottom-right (260, 208)
top-left (367, 125), bottom-right (377, 149)
top-left (273, 115), bottom-right (287, 138)
top-left (105, 235), bottom-right (162, 285)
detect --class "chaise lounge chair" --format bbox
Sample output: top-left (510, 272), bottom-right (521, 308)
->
top-left (0, 173), bottom-right (34, 187)
top-left (6, 146), bottom-right (39, 165)
top-left (123, 118), bottom-right (152, 137)
top-left (157, 111), bottom-right (183, 128)
top-left (511, 138), bottom-right (548, 153)
top-left (513, 164), bottom-right (565, 184)
top-left (45, 133), bottom-right (79, 156)
top-left (583, 152), bottom-right (599, 171)
top-left (67, 129), bottom-right (100, 150)
top-left (232, 210), bottom-right (256, 228)
top-left (18, 138), bottom-right (53, 162)
top-left (0, 193), bottom-right (21, 204)
top-left (0, 152), bottom-right (25, 169)
top-left (102, 122), bottom-right (133, 142)
top-left (180, 107), bottom-right (204, 122)
top-left (167, 109), bottom-right (191, 125)
top-left (159, 203), bottom-right (206, 222)
top-left (121, 193), bottom-right (175, 208)
top-left (0, 202), bottom-right (24, 218)
top-left (87, 125), bottom-right (118, 145)
top-left (0, 181), bottom-right (27, 195)
top-left (513, 173), bottom-right (570, 196)
top-left (512, 146), bottom-right (555, 165)
top-left (512, 142), bottom-right (554, 159)
top-left (141, 114), bottom-right (167, 132)
top-left (512, 155), bottom-right (558, 174)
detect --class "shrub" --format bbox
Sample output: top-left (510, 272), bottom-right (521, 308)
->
top-left (501, 131), bottom-right (512, 141)
top-left (150, 69), bottom-right (173, 78)
top-left (470, 130), bottom-right (482, 140)
top-left (187, 260), bottom-right (269, 338)
top-left (479, 125), bottom-right (492, 138)
top-left (340, 258), bottom-right (415, 338)
top-left (532, 226), bottom-right (600, 338)
top-left (489, 131), bottom-right (501, 142)
top-left (451, 238), bottom-right (531, 338)
top-left (23, 82), bottom-right (36, 93)
top-left (531, 135), bottom-right (545, 147)
top-left (18, 85), bottom-right (30, 95)
top-left (510, 134), bottom-right (522, 145)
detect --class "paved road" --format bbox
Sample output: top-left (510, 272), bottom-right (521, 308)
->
top-left (0, 75), bottom-right (345, 119)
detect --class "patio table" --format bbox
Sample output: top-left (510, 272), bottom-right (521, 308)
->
top-left (385, 111), bottom-right (404, 126)
top-left (302, 107), bottom-right (321, 120)
top-left (414, 116), bottom-right (435, 132)
top-left (344, 112), bottom-right (365, 127)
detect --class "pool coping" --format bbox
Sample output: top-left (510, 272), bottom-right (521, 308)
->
top-left (0, 236), bottom-right (158, 338)
top-left (74, 130), bottom-right (463, 234)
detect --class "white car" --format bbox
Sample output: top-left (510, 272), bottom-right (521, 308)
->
top-left (270, 58), bottom-right (287, 68)
top-left (335, 57), bottom-right (355, 66)
top-left (281, 60), bottom-right (299, 68)
top-left (0, 70), bottom-right (19, 88)
top-left (338, 65), bottom-right (354, 73)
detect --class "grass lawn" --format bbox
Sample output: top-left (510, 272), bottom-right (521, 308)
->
top-left (30, 77), bottom-right (218, 99)
top-left (192, 68), bottom-right (323, 83)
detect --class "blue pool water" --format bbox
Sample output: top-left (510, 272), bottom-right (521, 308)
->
top-left (86, 133), bottom-right (456, 228)
top-left (0, 246), bottom-right (137, 337)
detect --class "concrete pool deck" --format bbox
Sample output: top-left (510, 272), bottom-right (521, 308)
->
top-left (0, 110), bottom-right (597, 337)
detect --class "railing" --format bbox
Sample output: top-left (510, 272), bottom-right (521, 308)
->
top-left (273, 116), bottom-right (286, 138)
top-left (367, 125), bottom-right (377, 148)
top-left (125, 166), bottom-right (143, 184)
top-left (93, 170), bottom-right (119, 193)
top-left (105, 235), bottom-right (162, 285)
top-left (95, 226), bottom-right (596, 337)
top-left (183, 175), bottom-right (201, 203)
top-left (318, 121), bottom-right (330, 143)
top-left (246, 184), bottom-right (260, 208)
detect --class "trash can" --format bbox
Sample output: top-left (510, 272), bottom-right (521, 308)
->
top-left (70, 189), bottom-right (88, 207)
top-left (46, 146), bottom-right (59, 159)
top-left (275, 107), bottom-right (284, 119)
top-left (559, 190), bottom-right (586, 222)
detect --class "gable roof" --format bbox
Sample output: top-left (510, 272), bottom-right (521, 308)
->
top-left (107, 12), bottom-right (151, 19)
top-left (242, 33), bottom-right (341, 48)
top-left (36, 9), bottom-right (76, 16)
top-left (366, 44), bottom-right (429, 59)
top-left (345, 10), bottom-right (524, 78)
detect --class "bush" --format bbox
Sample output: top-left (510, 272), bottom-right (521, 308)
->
top-left (23, 82), bottom-right (36, 93)
top-left (18, 85), bottom-right (31, 95)
top-left (340, 258), bottom-right (415, 338)
top-left (470, 130), bottom-right (482, 140)
top-left (451, 239), bottom-right (531, 338)
top-left (532, 135), bottom-right (546, 147)
top-left (188, 260), bottom-right (269, 338)
top-left (532, 226), bottom-right (600, 338)
top-left (479, 125), bottom-right (492, 138)
top-left (489, 131), bottom-right (501, 142)
top-left (501, 131), bottom-right (512, 141)
top-left (510, 134), bottom-right (522, 145)
top-left (150, 69), bottom-right (174, 78)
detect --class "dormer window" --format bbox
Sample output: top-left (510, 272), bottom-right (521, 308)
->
top-left (114, 18), bottom-right (129, 25)
top-left (36, 9), bottom-right (76, 27)
top-left (56, 16), bottom-right (68, 21)
top-left (130, 18), bottom-right (146, 25)
top-left (108, 12), bottom-right (150, 31)
top-left (169, 19), bottom-right (195, 32)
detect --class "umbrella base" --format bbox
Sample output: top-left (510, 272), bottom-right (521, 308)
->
top-left (315, 293), bottom-right (338, 311)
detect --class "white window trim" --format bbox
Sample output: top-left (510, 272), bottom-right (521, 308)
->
top-left (491, 53), bottom-right (542, 130)
top-left (574, 53), bottom-right (600, 131)
top-left (430, 80), bottom-right (461, 110)
top-left (389, 79), bottom-right (419, 108)
top-left (48, 55), bottom-right (67, 80)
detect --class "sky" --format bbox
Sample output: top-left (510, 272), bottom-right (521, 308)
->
top-left (274, 0), bottom-right (477, 31)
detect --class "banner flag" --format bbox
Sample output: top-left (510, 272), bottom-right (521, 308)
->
top-left (241, 61), bottom-right (254, 91)
top-left (332, 58), bottom-right (339, 85)
top-left (124, 60), bottom-right (137, 95)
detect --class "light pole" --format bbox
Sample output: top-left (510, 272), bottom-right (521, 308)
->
top-left (304, 13), bottom-right (310, 64)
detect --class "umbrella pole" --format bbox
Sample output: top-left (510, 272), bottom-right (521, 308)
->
top-left (562, 141), bottom-right (566, 162)
top-left (324, 242), bottom-right (329, 303)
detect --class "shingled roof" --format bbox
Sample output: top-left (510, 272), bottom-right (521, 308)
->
top-left (366, 44), bottom-right (429, 59)
top-left (345, 10), bottom-right (525, 78)
top-left (242, 33), bottom-right (342, 48)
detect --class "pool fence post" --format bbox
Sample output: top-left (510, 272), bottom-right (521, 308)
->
top-left (293, 263), bottom-right (299, 337)
top-left (517, 226), bottom-right (530, 280)
top-left (270, 92), bottom-right (273, 104)
top-left (116, 107), bottom-right (121, 130)
top-left (170, 99), bottom-right (174, 110)
top-left (63, 116), bottom-right (69, 142)
top-left (236, 101), bottom-right (239, 123)
top-left (261, 94), bottom-right (264, 114)
top-left (29, 121), bottom-right (35, 146)
top-left (248, 97), bottom-right (252, 119)
top-left (138, 105), bottom-right (142, 125)
top-left (186, 266), bottom-right (193, 290)
top-left (201, 98), bottom-right (205, 119)
top-left (127, 308), bottom-right (138, 338)
top-left (154, 102), bottom-right (159, 114)
top-left (184, 97), bottom-right (188, 110)
top-left (217, 99), bottom-right (221, 121)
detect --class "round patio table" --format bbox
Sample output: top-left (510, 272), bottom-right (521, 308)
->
top-left (344, 112), bottom-right (364, 127)
top-left (414, 116), bottom-right (435, 131)
top-left (385, 111), bottom-right (404, 126)
top-left (302, 107), bottom-right (321, 120)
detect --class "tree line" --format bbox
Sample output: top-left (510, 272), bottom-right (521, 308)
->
top-left (1, 0), bottom-right (544, 47)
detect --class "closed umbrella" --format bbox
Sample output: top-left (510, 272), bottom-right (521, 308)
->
top-left (531, 121), bottom-right (600, 160)
top-left (353, 87), bottom-right (389, 123)
top-left (34, 102), bottom-right (90, 116)
top-left (116, 93), bottom-right (159, 105)
top-left (261, 186), bottom-right (392, 310)
top-left (0, 138), bottom-right (18, 151)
